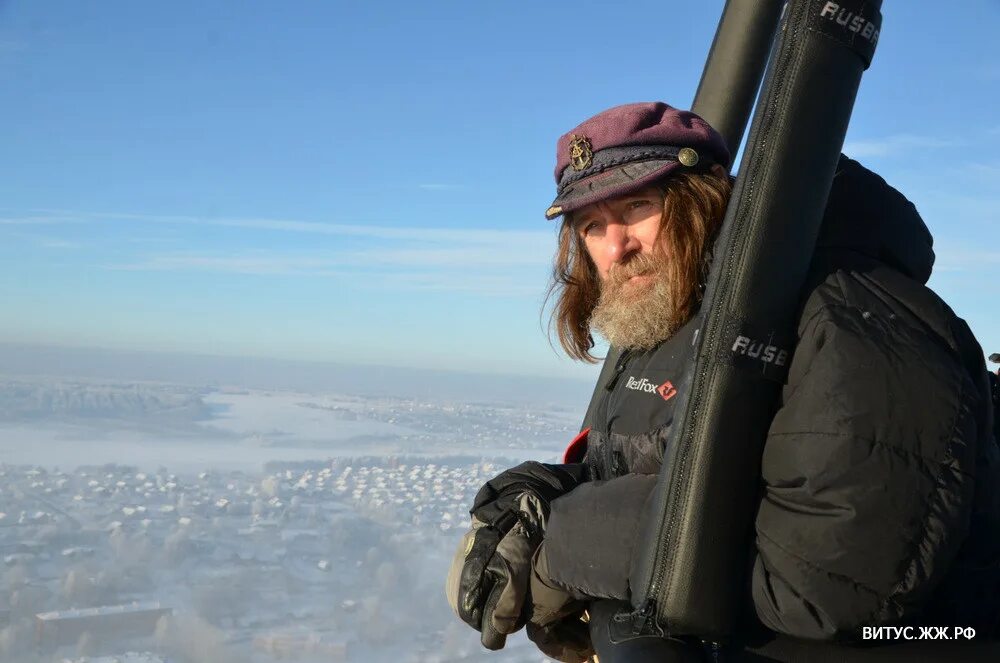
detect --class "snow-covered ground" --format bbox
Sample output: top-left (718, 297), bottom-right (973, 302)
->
top-left (0, 376), bottom-right (584, 662)
top-left (0, 457), bottom-right (557, 663)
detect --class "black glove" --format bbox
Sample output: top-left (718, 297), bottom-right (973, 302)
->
top-left (445, 461), bottom-right (589, 650)
top-left (470, 461), bottom-right (590, 529)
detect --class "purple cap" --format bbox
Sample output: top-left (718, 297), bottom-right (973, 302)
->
top-left (545, 102), bottom-right (731, 220)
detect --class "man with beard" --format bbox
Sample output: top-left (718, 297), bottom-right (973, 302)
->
top-left (446, 102), bottom-right (1000, 661)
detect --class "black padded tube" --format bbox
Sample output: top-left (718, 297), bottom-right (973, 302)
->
top-left (627, 0), bottom-right (883, 641)
top-left (692, 0), bottom-right (786, 157)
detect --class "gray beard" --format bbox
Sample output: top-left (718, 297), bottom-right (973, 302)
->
top-left (590, 261), bottom-right (682, 351)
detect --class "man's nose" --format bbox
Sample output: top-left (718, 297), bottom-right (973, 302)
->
top-left (604, 221), bottom-right (640, 264)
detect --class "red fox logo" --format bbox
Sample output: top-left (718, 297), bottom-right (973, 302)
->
top-left (657, 380), bottom-right (677, 402)
top-left (627, 376), bottom-right (679, 403)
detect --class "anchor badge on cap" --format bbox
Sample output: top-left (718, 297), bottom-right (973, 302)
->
top-left (569, 134), bottom-right (593, 171)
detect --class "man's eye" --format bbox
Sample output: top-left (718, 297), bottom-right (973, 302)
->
top-left (627, 199), bottom-right (653, 209)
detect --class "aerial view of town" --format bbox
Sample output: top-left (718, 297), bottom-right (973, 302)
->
top-left (0, 375), bottom-right (584, 662)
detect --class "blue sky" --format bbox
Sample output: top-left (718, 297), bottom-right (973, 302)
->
top-left (1, 0), bottom-right (998, 379)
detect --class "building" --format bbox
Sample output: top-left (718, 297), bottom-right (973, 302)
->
top-left (35, 602), bottom-right (171, 648)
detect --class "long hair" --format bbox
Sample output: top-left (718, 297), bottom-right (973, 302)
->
top-left (546, 168), bottom-right (733, 363)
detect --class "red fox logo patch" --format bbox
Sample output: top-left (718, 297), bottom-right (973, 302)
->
top-left (657, 380), bottom-right (677, 402)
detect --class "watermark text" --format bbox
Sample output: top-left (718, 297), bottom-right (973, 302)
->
top-left (862, 626), bottom-right (976, 641)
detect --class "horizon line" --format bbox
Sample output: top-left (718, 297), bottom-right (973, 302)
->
top-left (0, 338), bottom-right (598, 384)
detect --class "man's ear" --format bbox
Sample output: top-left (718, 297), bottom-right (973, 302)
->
top-left (709, 163), bottom-right (729, 177)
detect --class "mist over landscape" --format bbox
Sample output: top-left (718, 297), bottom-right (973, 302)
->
top-left (0, 345), bottom-right (591, 662)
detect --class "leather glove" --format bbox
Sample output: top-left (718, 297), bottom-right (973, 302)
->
top-left (445, 461), bottom-right (589, 650)
top-left (446, 495), bottom-right (545, 649)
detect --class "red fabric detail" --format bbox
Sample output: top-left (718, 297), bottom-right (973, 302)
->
top-left (562, 427), bottom-right (590, 464)
top-left (657, 380), bottom-right (677, 401)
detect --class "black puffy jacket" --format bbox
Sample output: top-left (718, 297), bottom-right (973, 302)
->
top-left (540, 157), bottom-right (1000, 646)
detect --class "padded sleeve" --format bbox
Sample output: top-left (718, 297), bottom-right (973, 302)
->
top-left (540, 474), bottom-right (658, 601)
top-left (751, 305), bottom-right (981, 641)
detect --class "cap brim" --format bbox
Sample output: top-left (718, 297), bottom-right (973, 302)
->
top-left (545, 160), bottom-right (680, 220)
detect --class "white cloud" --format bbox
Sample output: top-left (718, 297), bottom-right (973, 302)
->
top-left (932, 248), bottom-right (1000, 273)
top-left (2, 231), bottom-right (85, 249)
top-left (349, 246), bottom-right (550, 268)
top-left (106, 246), bottom-right (549, 296)
top-left (372, 271), bottom-right (541, 297)
top-left (111, 246), bottom-right (549, 273)
top-left (0, 214), bottom-right (85, 226)
top-left (26, 209), bottom-right (552, 246)
top-left (842, 134), bottom-right (961, 158)
top-left (111, 254), bottom-right (333, 276)
top-left (25, 209), bottom-right (557, 296)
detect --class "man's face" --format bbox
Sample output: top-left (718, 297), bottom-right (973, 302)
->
top-left (572, 185), bottom-right (681, 350)
top-left (572, 186), bottom-right (664, 282)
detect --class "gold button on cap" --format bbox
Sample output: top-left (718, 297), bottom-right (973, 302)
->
top-left (678, 147), bottom-right (699, 167)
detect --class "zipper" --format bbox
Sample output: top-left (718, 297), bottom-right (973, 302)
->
top-left (605, 349), bottom-right (632, 392)
top-left (598, 349), bottom-right (632, 478)
top-left (637, 0), bottom-right (807, 626)
top-left (630, 598), bottom-right (659, 636)
top-left (612, 597), bottom-right (663, 639)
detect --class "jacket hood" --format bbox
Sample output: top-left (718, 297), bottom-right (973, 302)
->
top-left (816, 155), bottom-right (935, 285)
